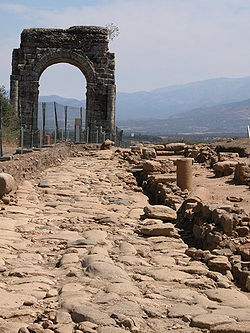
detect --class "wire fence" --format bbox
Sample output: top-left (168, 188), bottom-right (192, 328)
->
top-left (38, 101), bottom-right (85, 144)
top-left (0, 100), bottom-right (124, 157)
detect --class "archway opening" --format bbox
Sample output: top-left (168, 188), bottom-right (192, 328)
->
top-left (38, 63), bottom-right (87, 143)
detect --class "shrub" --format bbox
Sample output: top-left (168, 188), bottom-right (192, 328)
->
top-left (0, 86), bottom-right (19, 145)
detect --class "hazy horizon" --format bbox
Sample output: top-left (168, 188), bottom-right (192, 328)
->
top-left (37, 74), bottom-right (250, 100)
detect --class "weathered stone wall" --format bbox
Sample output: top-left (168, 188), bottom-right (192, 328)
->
top-left (10, 26), bottom-right (116, 146)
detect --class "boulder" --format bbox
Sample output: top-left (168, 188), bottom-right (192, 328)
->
top-left (144, 205), bottom-right (177, 221)
top-left (148, 174), bottom-right (176, 184)
top-left (136, 219), bottom-right (178, 237)
top-left (153, 144), bottom-right (165, 151)
top-left (156, 150), bottom-right (175, 156)
top-left (0, 173), bottom-right (16, 196)
top-left (246, 275), bottom-right (250, 291)
top-left (213, 161), bottom-right (238, 177)
top-left (130, 145), bottom-right (142, 154)
top-left (186, 186), bottom-right (210, 204)
top-left (101, 139), bottom-right (114, 150)
top-left (142, 160), bottom-right (162, 173)
top-left (70, 303), bottom-right (114, 325)
top-left (142, 148), bottom-right (156, 160)
top-left (211, 322), bottom-right (250, 333)
top-left (234, 162), bottom-right (250, 185)
top-left (218, 152), bottom-right (239, 162)
top-left (207, 255), bottom-right (231, 274)
top-left (205, 288), bottom-right (250, 308)
top-left (191, 313), bottom-right (235, 329)
top-left (218, 213), bottom-right (234, 236)
top-left (165, 142), bottom-right (186, 152)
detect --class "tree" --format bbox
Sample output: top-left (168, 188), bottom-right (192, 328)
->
top-left (105, 23), bottom-right (120, 41)
top-left (0, 85), bottom-right (19, 144)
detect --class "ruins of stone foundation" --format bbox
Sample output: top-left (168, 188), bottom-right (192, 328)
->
top-left (0, 139), bottom-right (249, 333)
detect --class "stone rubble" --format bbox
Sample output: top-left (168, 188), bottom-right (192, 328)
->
top-left (0, 145), bottom-right (249, 332)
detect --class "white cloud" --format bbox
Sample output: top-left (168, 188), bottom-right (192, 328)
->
top-left (2, 0), bottom-right (250, 95)
top-left (0, 3), bottom-right (28, 13)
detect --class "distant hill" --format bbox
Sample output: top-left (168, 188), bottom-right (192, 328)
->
top-left (116, 76), bottom-right (250, 120)
top-left (39, 95), bottom-right (84, 108)
top-left (118, 98), bottom-right (250, 135)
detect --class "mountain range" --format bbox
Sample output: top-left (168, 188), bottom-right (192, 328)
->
top-left (39, 76), bottom-right (250, 135)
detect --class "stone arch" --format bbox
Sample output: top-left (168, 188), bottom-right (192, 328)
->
top-left (10, 26), bottom-right (116, 146)
top-left (34, 50), bottom-right (96, 84)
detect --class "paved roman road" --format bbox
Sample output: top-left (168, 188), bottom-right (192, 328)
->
top-left (0, 149), bottom-right (249, 333)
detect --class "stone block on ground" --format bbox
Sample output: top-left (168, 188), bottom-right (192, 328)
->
top-left (142, 148), bottom-right (156, 160)
top-left (213, 161), bottom-right (238, 177)
top-left (0, 173), bottom-right (16, 196)
top-left (144, 205), bottom-right (177, 221)
top-left (165, 142), bottom-right (186, 152)
top-left (234, 162), bottom-right (250, 185)
top-left (218, 152), bottom-right (239, 162)
top-left (205, 288), bottom-right (250, 308)
top-left (185, 186), bottom-right (210, 204)
top-left (153, 144), bottom-right (165, 151)
top-left (191, 313), bottom-right (235, 329)
top-left (130, 146), bottom-right (142, 154)
top-left (148, 174), bottom-right (176, 184)
top-left (142, 160), bottom-right (162, 173)
top-left (207, 256), bottom-right (231, 274)
top-left (210, 322), bottom-right (250, 333)
top-left (136, 219), bottom-right (178, 237)
top-left (101, 140), bottom-right (114, 150)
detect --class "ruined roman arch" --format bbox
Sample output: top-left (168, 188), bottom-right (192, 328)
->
top-left (10, 26), bottom-right (116, 146)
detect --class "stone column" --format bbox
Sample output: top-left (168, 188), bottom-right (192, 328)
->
top-left (19, 80), bottom-right (39, 147)
top-left (85, 83), bottom-right (96, 143)
top-left (106, 84), bottom-right (116, 140)
top-left (176, 158), bottom-right (193, 191)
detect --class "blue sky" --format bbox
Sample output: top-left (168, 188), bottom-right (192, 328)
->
top-left (1, 0), bottom-right (250, 99)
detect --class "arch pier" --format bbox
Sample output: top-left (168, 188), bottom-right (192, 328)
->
top-left (10, 26), bottom-right (116, 147)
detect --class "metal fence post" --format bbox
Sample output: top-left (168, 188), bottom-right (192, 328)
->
top-left (86, 126), bottom-right (89, 144)
top-left (64, 105), bottom-right (68, 141)
top-left (39, 130), bottom-right (42, 150)
top-left (80, 106), bottom-right (83, 143)
top-left (21, 127), bottom-right (24, 154)
top-left (96, 126), bottom-right (99, 143)
top-left (99, 126), bottom-right (102, 143)
top-left (54, 102), bottom-right (59, 141)
top-left (54, 130), bottom-right (57, 148)
top-left (42, 102), bottom-right (46, 145)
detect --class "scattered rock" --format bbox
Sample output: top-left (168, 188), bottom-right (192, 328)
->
top-left (136, 219), bottom-right (178, 237)
top-left (213, 161), bottom-right (238, 177)
top-left (144, 205), bottom-right (177, 221)
top-left (191, 313), bottom-right (235, 329)
top-left (211, 322), bottom-right (250, 333)
top-left (205, 288), bottom-right (250, 308)
top-left (101, 140), bottom-right (114, 150)
top-left (0, 173), bottom-right (16, 196)
top-left (207, 256), bottom-right (231, 275)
